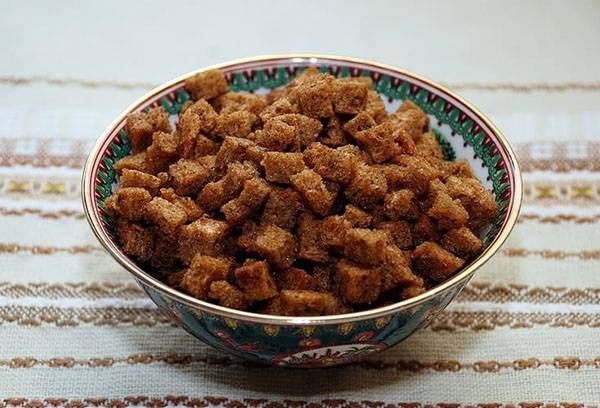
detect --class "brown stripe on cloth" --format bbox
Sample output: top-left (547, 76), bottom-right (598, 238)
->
top-left (1, 354), bottom-right (599, 373)
top-left (0, 397), bottom-right (594, 408)
top-left (1, 306), bottom-right (599, 331)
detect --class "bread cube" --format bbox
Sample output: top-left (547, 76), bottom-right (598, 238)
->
top-left (212, 111), bottom-right (259, 139)
top-left (213, 92), bottom-right (266, 116)
top-left (120, 169), bottom-right (161, 195)
top-left (184, 69), bottom-right (228, 100)
top-left (256, 118), bottom-right (300, 151)
top-left (427, 191), bottom-right (469, 230)
top-left (178, 217), bottom-right (229, 263)
top-left (259, 97), bottom-right (299, 123)
top-left (393, 100), bottom-right (429, 138)
top-left (441, 226), bottom-right (483, 258)
top-left (104, 187), bottom-right (152, 221)
top-left (261, 188), bottom-right (304, 229)
top-left (297, 213), bottom-right (330, 262)
top-left (376, 220), bottom-right (413, 249)
top-left (214, 136), bottom-right (264, 172)
top-left (412, 242), bottom-right (464, 282)
top-left (238, 223), bottom-right (297, 269)
top-left (344, 164), bottom-right (388, 209)
top-left (364, 90), bottom-right (388, 123)
top-left (234, 260), bottom-right (278, 301)
top-left (278, 267), bottom-right (318, 291)
top-left (415, 132), bottom-right (444, 159)
top-left (150, 228), bottom-right (179, 270)
top-left (335, 258), bottom-right (381, 304)
top-left (303, 142), bottom-right (358, 184)
top-left (320, 215), bottom-right (351, 252)
top-left (168, 159), bottom-right (210, 196)
top-left (445, 176), bottom-right (498, 233)
top-left (276, 113), bottom-right (323, 148)
top-left (400, 285), bottom-right (426, 300)
top-left (208, 281), bottom-right (248, 310)
top-left (320, 116), bottom-right (348, 147)
top-left (343, 228), bottom-right (387, 265)
top-left (145, 131), bottom-right (179, 174)
top-left (144, 197), bottom-right (187, 234)
top-left (343, 112), bottom-right (376, 137)
top-left (125, 107), bottom-right (172, 153)
top-left (290, 169), bottom-right (336, 216)
top-left (354, 122), bottom-right (401, 163)
top-left (380, 245), bottom-right (423, 292)
top-left (261, 152), bottom-right (305, 184)
top-left (116, 221), bottom-right (154, 261)
top-left (114, 152), bottom-right (151, 174)
top-left (333, 78), bottom-right (369, 114)
top-left (343, 204), bottom-right (372, 228)
top-left (412, 215), bottom-right (440, 245)
top-left (181, 255), bottom-right (232, 299)
top-left (280, 290), bottom-right (344, 316)
top-left (386, 155), bottom-right (440, 195)
top-left (383, 189), bottom-right (420, 220)
top-left (198, 161), bottom-right (258, 210)
top-left (296, 73), bottom-right (335, 118)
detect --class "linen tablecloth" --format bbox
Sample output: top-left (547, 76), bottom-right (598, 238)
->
top-left (1, 0), bottom-right (599, 405)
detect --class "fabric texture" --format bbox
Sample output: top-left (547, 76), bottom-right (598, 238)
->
top-left (1, 0), bottom-right (599, 405)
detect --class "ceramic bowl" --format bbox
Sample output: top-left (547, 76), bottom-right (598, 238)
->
top-left (82, 54), bottom-right (522, 368)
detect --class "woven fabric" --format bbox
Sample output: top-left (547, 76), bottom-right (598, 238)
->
top-left (1, 0), bottom-right (599, 406)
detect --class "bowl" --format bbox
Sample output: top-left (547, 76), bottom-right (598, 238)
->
top-left (82, 54), bottom-right (522, 368)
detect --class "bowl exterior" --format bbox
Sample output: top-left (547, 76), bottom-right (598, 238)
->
top-left (139, 277), bottom-right (467, 367)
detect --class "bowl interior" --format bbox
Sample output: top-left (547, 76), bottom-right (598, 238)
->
top-left (85, 55), bottom-right (520, 320)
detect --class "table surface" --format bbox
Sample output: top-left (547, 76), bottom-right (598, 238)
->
top-left (1, 0), bottom-right (600, 405)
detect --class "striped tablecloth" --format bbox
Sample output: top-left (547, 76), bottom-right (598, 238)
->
top-left (1, 1), bottom-right (600, 406)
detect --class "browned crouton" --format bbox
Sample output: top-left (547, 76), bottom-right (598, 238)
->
top-left (116, 221), bottom-right (154, 261)
top-left (261, 152), bottom-right (305, 184)
top-left (178, 217), bottom-right (229, 263)
top-left (258, 97), bottom-right (299, 123)
top-left (290, 169), bottom-right (336, 216)
top-left (214, 136), bottom-right (264, 172)
top-left (343, 111), bottom-right (376, 137)
top-left (238, 223), bottom-right (297, 269)
top-left (278, 267), bottom-right (318, 291)
top-left (144, 197), bottom-right (187, 234)
top-left (125, 107), bottom-right (172, 153)
top-left (145, 131), bottom-right (179, 174)
top-left (377, 220), bottom-right (413, 249)
top-left (256, 118), bottom-right (300, 151)
top-left (168, 159), bottom-right (210, 196)
top-left (296, 73), bottom-right (335, 118)
top-left (198, 161), bottom-right (258, 210)
top-left (209, 281), bottom-right (248, 310)
top-left (415, 132), bottom-right (444, 159)
top-left (184, 69), bottom-right (228, 100)
top-left (280, 290), bottom-right (345, 316)
top-left (384, 189), bottom-right (420, 220)
top-left (120, 169), bottom-right (161, 195)
top-left (114, 152), bottom-right (151, 174)
top-left (343, 204), bottom-right (373, 228)
top-left (412, 215), bottom-right (440, 245)
top-left (234, 260), bottom-right (278, 301)
top-left (303, 142), bottom-right (358, 184)
top-left (344, 164), bottom-right (388, 209)
top-left (320, 116), bottom-right (348, 147)
top-left (427, 191), bottom-right (469, 230)
top-left (320, 215), bottom-right (351, 252)
top-left (213, 92), bottom-right (266, 116)
top-left (104, 187), bottom-right (152, 221)
top-left (412, 242), bottom-right (464, 282)
top-left (261, 188), bottom-right (304, 229)
top-left (343, 228), bottom-right (387, 265)
top-left (335, 259), bottom-right (381, 304)
top-left (297, 213), bottom-right (330, 263)
top-left (441, 226), bottom-right (483, 258)
top-left (212, 111), bottom-right (259, 139)
top-left (181, 255), bottom-right (232, 299)
top-left (445, 176), bottom-right (498, 233)
top-left (276, 113), bottom-right (323, 148)
top-left (393, 100), bottom-right (429, 138)
top-left (364, 90), bottom-right (388, 123)
top-left (354, 122), bottom-right (401, 163)
top-left (333, 78), bottom-right (369, 114)
top-left (386, 155), bottom-right (440, 195)
top-left (380, 244), bottom-right (423, 292)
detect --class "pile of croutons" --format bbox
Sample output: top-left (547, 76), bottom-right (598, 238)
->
top-left (104, 67), bottom-right (497, 316)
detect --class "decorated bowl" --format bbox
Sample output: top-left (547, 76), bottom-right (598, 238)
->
top-left (82, 54), bottom-right (522, 368)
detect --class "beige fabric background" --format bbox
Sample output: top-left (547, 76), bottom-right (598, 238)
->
top-left (1, 0), bottom-right (600, 406)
